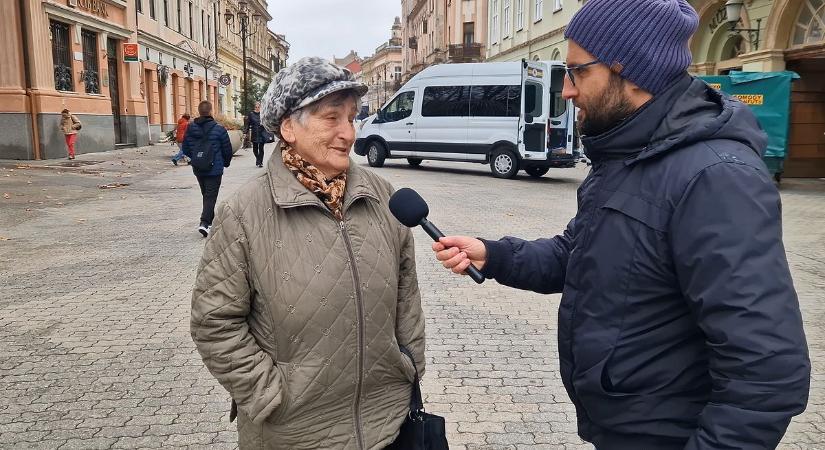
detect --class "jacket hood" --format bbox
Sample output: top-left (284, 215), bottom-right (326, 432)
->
top-left (582, 74), bottom-right (768, 165)
top-left (194, 116), bottom-right (214, 125)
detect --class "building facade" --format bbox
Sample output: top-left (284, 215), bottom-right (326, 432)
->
top-left (138, 0), bottom-right (220, 139)
top-left (267, 29), bottom-right (288, 76)
top-left (486, 0), bottom-right (583, 63)
top-left (445, 0), bottom-right (488, 64)
top-left (1, 0), bottom-right (149, 159)
top-left (216, 0), bottom-right (272, 120)
top-left (689, 0), bottom-right (825, 177)
top-left (361, 18), bottom-right (403, 113)
top-left (401, 0), bottom-right (446, 80)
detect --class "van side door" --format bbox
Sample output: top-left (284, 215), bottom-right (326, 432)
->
top-left (415, 85), bottom-right (470, 157)
top-left (547, 65), bottom-right (572, 154)
top-left (519, 62), bottom-right (550, 159)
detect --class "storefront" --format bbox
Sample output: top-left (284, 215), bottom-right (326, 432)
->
top-left (0, 0), bottom-right (149, 160)
top-left (690, 0), bottom-right (825, 177)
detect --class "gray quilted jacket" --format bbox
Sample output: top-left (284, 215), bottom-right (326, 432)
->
top-left (191, 153), bottom-right (425, 449)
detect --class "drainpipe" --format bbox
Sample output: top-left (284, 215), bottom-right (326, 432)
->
top-left (19, 0), bottom-right (42, 160)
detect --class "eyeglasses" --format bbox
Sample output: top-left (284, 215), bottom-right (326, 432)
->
top-left (565, 60), bottom-right (601, 87)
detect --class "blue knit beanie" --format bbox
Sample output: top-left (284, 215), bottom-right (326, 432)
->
top-left (564, 0), bottom-right (699, 95)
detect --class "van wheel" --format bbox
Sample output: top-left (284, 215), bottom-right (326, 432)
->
top-left (367, 141), bottom-right (386, 167)
top-left (490, 148), bottom-right (519, 179)
top-left (525, 166), bottom-right (549, 178)
top-left (407, 158), bottom-right (422, 167)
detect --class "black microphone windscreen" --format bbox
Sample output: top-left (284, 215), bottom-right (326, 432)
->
top-left (389, 188), bottom-right (429, 228)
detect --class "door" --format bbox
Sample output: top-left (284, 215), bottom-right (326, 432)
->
top-left (547, 65), bottom-right (571, 154)
top-left (416, 85), bottom-right (470, 156)
top-left (377, 90), bottom-right (417, 152)
top-left (519, 61), bottom-right (549, 157)
top-left (107, 38), bottom-right (123, 144)
top-left (786, 59), bottom-right (825, 177)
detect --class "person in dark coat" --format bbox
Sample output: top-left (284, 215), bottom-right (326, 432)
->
top-left (244, 101), bottom-right (270, 167)
top-left (182, 101), bottom-right (233, 237)
top-left (432, 1), bottom-right (810, 449)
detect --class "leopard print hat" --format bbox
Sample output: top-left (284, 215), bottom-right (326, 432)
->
top-left (260, 56), bottom-right (368, 138)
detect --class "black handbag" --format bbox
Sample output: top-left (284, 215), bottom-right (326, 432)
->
top-left (386, 346), bottom-right (449, 450)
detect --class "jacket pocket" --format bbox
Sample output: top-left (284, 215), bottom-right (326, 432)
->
top-left (398, 345), bottom-right (417, 383)
top-left (601, 191), bottom-right (669, 233)
top-left (264, 362), bottom-right (292, 424)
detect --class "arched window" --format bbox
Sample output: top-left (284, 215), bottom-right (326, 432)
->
top-left (532, 54), bottom-right (541, 61)
top-left (551, 48), bottom-right (561, 61)
top-left (792, 0), bottom-right (825, 46)
top-left (720, 35), bottom-right (745, 61)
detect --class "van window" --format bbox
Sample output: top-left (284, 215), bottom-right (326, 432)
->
top-left (422, 86), bottom-right (470, 117)
top-left (550, 67), bottom-right (567, 118)
top-left (524, 81), bottom-right (543, 117)
top-left (469, 85), bottom-right (521, 117)
top-left (383, 91), bottom-right (415, 122)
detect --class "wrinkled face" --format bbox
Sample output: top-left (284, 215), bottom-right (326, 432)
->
top-left (280, 93), bottom-right (358, 179)
top-left (562, 41), bottom-right (637, 137)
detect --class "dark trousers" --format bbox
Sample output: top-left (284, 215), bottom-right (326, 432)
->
top-left (196, 175), bottom-right (222, 226)
top-left (252, 142), bottom-right (265, 166)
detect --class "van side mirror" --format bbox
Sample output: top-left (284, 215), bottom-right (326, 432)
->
top-left (524, 114), bottom-right (534, 124)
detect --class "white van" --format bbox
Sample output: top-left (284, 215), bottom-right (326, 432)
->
top-left (354, 60), bottom-right (579, 178)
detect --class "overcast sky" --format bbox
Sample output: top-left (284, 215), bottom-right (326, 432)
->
top-left (266, 0), bottom-right (402, 63)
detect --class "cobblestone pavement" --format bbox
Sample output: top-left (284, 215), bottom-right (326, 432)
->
top-left (1, 148), bottom-right (823, 449)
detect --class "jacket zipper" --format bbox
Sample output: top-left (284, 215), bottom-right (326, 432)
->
top-left (339, 220), bottom-right (366, 450)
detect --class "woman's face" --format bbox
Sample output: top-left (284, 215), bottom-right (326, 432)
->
top-left (254, 102), bottom-right (261, 112)
top-left (281, 95), bottom-right (358, 179)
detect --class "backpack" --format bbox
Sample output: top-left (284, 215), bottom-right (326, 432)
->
top-left (189, 121), bottom-right (218, 171)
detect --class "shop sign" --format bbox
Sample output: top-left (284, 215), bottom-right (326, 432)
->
top-left (69, 0), bottom-right (109, 18)
top-left (123, 43), bottom-right (139, 63)
top-left (732, 94), bottom-right (764, 105)
top-left (709, 83), bottom-right (722, 90)
top-left (708, 6), bottom-right (743, 34)
top-left (219, 74), bottom-right (232, 86)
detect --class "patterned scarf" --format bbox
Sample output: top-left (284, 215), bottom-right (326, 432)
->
top-left (281, 143), bottom-right (347, 221)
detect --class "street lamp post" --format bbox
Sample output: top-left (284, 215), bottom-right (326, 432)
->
top-left (224, 1), bottom-right (262, 115)
top-left (725, 0), bottom-right (761, 51)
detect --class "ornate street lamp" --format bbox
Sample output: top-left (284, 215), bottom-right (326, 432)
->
top-left (225, 1), bottom-right (262, 114)
top-left (725, 0), bottom-right (761, 51)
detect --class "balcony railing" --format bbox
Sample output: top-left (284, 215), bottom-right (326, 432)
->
top-left (448, 43), bottom-right (484, 63)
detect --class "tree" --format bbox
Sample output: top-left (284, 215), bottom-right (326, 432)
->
top-left (237, 80), bottom-right (266, 116)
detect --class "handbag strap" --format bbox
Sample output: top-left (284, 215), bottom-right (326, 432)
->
top-left (399, 345), bottom-right (424, 414)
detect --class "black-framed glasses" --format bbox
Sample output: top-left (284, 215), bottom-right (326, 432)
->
top-left (565, 60), bottom-right (601, 86)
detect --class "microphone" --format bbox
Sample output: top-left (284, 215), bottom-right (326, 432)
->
top-left (389, 188), bottom-right (485, 284)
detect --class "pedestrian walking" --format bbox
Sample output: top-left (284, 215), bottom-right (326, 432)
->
top-left (432, 1), bottom-right (810, 449)
top-left (181, 101), bottom-right (232, 237)
top-left (59, 108), bottom-right (81, 160)
top-left (244, 102), bottom-right (271, 167)
top-left (171, 113), bottom-right (191, 165)
top-left (190, 57), bottom-right (426, 449)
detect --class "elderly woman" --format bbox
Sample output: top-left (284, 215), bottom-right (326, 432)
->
top-left (190, 57), bottom-right (425, 449)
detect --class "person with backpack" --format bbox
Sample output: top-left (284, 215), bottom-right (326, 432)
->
top-left (182, 101), bottom-right (233, 237)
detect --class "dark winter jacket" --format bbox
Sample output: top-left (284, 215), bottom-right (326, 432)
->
top-left (481, 74), bottom-right (810, 450)
top-left (182, 116), bottom-right (233, 177)
top-left (244, 111), bottom-right (270, 144)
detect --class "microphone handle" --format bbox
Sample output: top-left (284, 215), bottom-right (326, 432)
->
top-left (420, 219), bottom-right (485, 284)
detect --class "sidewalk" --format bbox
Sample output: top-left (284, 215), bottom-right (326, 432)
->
top-left (0, 144), bottom-right (254, 231)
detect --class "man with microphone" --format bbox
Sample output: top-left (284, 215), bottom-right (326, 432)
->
top-left (432, 0), bottom-right (810, 449)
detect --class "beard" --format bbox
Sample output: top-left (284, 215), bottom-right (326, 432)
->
top-left (578, 74), bottom-right (636, 137)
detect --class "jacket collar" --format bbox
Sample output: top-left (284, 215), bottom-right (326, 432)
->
top-left (581, 74), bottom-right (693, 164)
top-left (266, 142), bottom-right (378, 215)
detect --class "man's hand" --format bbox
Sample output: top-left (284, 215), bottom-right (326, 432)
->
top-left (432, 236), bottom-right (487, 275)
